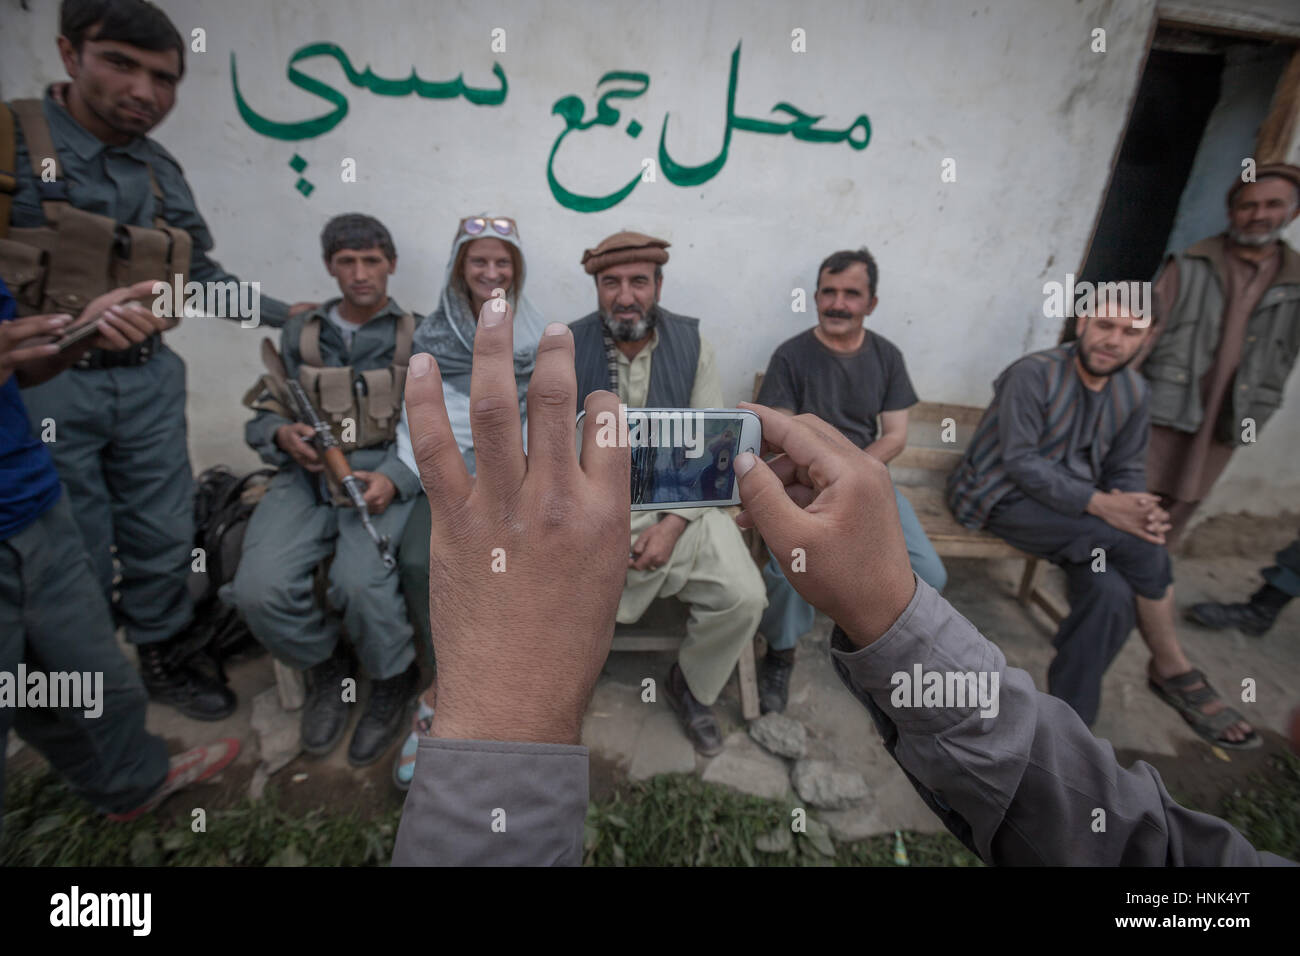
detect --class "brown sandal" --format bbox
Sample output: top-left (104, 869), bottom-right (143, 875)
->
top-left (1148, 669), bottom-right (1261, 751)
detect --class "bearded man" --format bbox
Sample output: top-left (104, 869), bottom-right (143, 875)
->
top-left (947, 301), bottom-right (1258, 749)
top-left (568, 231), bottom-right (766, 755)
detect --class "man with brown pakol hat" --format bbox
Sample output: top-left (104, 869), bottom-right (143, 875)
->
top-left (1135, 163), bottom-right (1300, 551)
top-left (569, 230), bottom-right (766, 756)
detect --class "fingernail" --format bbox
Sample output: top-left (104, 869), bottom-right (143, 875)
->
top-left (481, 304), bottom-right (505, 328)
top-left (410, 353), bottom-right (432, 377)
top-left (544, 322), bottom-right (568, 336)
top-left (734, 452), bottom-right (756, 476)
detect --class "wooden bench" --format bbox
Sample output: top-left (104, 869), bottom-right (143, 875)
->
top-left (890, 400), bottom-right (1067, 625)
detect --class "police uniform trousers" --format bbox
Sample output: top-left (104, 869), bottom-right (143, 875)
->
top-left (617, 508), bottom-right (766, 706)
top-left (0, 494), bottom-right (169, 824)
top-left (227, 465), bottom-right (416, 679)
top-left (22, 345), bottom-right (195, 647)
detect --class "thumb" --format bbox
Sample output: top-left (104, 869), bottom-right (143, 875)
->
top-left (734, 452), bottom-right (808, 560)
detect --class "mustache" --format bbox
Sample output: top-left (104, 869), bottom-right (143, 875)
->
top-left (823, 309), bottom-right (853, 320)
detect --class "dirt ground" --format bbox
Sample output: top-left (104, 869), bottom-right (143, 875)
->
top-left (6, 510), bottom-right (1298, 833)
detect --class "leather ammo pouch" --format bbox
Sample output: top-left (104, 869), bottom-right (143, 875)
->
top-left (0, 213), bottom-right (190, 317)
top-left (298, 365), bottom-right (359, 448)
top-left (0, 238), bottom-right (45, 311)
top-left (357, 365), bottom-right (405, 448)
top-left (0, 97), bottom-right (191, 317)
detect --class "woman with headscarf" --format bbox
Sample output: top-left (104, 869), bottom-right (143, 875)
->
top-left (391, 216), bottom-right (547, 789)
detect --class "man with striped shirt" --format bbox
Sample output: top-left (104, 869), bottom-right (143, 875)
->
top-left (948, 303), bottom-right (1256, 748)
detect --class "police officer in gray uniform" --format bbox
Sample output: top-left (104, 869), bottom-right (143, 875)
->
top-left (229, 214), bottom-right (422, 766)
top-left (1, 0), bottom-right (306, 719)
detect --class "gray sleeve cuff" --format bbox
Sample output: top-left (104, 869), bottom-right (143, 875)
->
top-left (246, 411), bottom-right (293, 467)
top-left (375, 448), bottom-right (423, 501)
top-left (391, 738), bottom-right (589, 866)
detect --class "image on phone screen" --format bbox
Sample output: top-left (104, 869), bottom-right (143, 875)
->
top-left (630, 410), bottom-right (758, 509)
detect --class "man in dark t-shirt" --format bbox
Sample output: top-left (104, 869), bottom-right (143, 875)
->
top-left (752, 248), bottom-right (946, 714)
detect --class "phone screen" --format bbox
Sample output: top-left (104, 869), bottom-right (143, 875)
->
top-left (629, 412), bottom-right (747, 508)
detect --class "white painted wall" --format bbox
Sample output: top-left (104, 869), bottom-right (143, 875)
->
top-left (2, 0), bottom-right (1297, 522)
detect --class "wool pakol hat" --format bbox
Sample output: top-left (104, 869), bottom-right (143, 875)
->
top-left (581, 231), bottom-right (670, 275)
top-left (1227, 163), bottom-right (1300, 205)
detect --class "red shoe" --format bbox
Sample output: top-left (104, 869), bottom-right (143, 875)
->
top-left (106, 738), bottom-right (240, 822)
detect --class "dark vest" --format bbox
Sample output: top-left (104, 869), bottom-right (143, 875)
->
top-left (570, 309), bottom-right (701, 411)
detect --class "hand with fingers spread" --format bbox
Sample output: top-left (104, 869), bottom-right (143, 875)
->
top-left (732, 401), bottom-right (917, 647)
top-left (403, 299), bottom-right (630, 745)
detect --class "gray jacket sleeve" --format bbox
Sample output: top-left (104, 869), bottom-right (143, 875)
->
top-left (997, 362), bottom-right (1097, 516)
top-left (1098, 396), bottom-right (1151, 494)
top-left (391, 738), bottom-right (589, 866)
top-left (828, 575), bottom-right (1292, 866)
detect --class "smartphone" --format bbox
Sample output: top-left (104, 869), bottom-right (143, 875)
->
top-left (54, 319), bottom-right (103, 352)
top-left (575, 407), bottom-right (761, 510)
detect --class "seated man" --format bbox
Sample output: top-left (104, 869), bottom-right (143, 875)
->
top-left (229, 214), bottom-right (423, 766)
top-left (947, 299), bottom-right (1257, 748)
top-left (754, 247), bottom-right (947, 713)
top-left (569, 231), bottom-right (766, 755)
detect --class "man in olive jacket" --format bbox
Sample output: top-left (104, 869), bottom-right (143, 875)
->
top-left (1136, 164), bottom-right (1300, 549)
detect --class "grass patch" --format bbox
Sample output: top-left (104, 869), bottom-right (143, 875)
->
top-left (1213, 749), bottom-right (1300, 861)
top-left (583, 773), bottom-right (982, 866)
top-left (8, 751), bottom-right (1295, 865)
top-left (1, 770), bottom-right (400, 867)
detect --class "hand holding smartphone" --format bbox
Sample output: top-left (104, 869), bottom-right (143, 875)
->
top-left (575, 407), bottom-right (762, 510)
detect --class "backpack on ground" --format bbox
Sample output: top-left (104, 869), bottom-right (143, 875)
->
top-left (171, 465), bottom-right (275, 674)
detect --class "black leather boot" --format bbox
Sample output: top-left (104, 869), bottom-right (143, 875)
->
top-left (137, 640), bottom-right (237, 721)
top-left (348, 664), bottom-right (419, 767)
top-left (1185, 584), bottom-right (1291, 637)
top-left (665, 663), bottom-right (723, 756)
top-left (758, 647), bottom-right (796, 715)
top-left (301, 648), bottom-right (354, 755)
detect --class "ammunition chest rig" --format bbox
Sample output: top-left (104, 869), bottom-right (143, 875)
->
top-left (247, 310), bottom-right (415, 453)
top-left (0, 98), bottom-right (191, 316)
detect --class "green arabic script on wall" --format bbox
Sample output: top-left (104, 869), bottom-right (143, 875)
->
top-left (231, 41), bottom-right (870, 212)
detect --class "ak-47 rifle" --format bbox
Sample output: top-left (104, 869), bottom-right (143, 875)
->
top-left (260, 339), bottom-right (397, 570)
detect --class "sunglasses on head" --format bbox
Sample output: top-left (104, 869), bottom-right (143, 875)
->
top-left (459, 216), bottom-right (517, 238)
